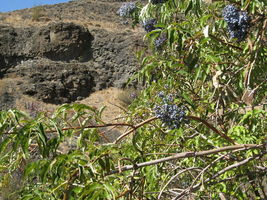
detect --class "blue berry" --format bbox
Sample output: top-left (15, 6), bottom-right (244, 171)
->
top-left (151, 0), bottom-right (167, 5)
top-left (143, 19), bottom-right (157, 32)
top-left (158, 91), bottom-right (165, 98)
top-left (117, 2), bottom-right (136, 17)
top-left (222, 5), bottom-right (250, 41)
top-left (154, 35), bottom-right (167, 49)
top-left (154, 92), bottom-right (187, 129)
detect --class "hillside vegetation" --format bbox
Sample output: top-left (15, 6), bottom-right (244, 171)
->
top-left (0, 0), bottom-right (266, 199)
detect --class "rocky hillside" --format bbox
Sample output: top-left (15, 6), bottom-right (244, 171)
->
top-left (0, 0), bottom-right (145, 110)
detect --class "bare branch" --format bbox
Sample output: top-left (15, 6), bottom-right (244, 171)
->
top-left (107, 144), bottom-right (264, 175)
top-left (4, 122), bottom-right (135, 135)
top-left (114, 116), bottom-right (158, 144)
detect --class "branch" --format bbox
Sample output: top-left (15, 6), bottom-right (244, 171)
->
top-left (48, 123), bottom-right (136, 133)
top-left (158, 167), bottom-right (202, 199)
top-left (63, 170), bottom-right (79, 200)
top-left (107, 144), bottom-right (263, 175)
top-left (187, 115), bottom-right (237, 145)
top-left (114, 116), bottom-right (158, 144)
top-left (209, 34), bottom-right (243, 50)
top-left (4, 122), bottom-right (135, 135)
top-left (173, 153), bottom-right (262, 200)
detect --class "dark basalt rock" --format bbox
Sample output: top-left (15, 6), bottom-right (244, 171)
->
top-left (0, 22), bottom-right (93, 73)
top-left (10, 59), bottom-right (96, 104)
top-left (31, 22), bottom-right (94, 61)
top-left (0, 0), bottom-right (144, 107)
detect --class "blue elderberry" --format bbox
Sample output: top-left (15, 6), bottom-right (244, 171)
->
top-left (117, 2), bottom-right (136, 17)
top-left (154, 92), bottom-right (188, 129)
top-left (154, 35), bottom-right (167, 49)
top-left (222, 5), bottom-right (250, 41)
top-left (143, 19), bottom-right (157, 32)
top-left (151, 0), bottom-right (167, 5)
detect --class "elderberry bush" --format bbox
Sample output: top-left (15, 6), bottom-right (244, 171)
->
top-left (222, 5), bottom-right (250, 41)
top-left (117, 2), bottom-right (136, 17)
top-left (151, 0), bottom-right (167, 5)
top-left (143, 18), bottom-right (157, 32)
top-left (154, 92), bottom-right (187, 129)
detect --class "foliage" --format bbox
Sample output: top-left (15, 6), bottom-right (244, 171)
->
top-left (1, 0), bottom-right (267, 199)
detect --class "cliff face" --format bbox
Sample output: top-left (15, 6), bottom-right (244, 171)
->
top-left (0, 0), bottom-right (144, 108)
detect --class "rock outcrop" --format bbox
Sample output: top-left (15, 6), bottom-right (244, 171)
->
top-left (9, 59), bottom-right (95, 104)
top-left (0, 22), bottom-right (93, 74)
top-left (0, 0), bottom-right (144, 106)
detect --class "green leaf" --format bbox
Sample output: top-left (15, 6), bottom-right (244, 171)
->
top-left (37, 123), bottom-right (47, 146)
top-left (0, 137), bottom-right (11, 155)
top-left (24, 162), bottom-right (38, 178)
top-left (185, 0), bottom-right (193, 16)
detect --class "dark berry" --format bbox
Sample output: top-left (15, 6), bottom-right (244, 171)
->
top-left (154, 35), bottom-right (167, 49)
top-left (222, 5), bottom-right (250, 41)
top-left (154, 92), bottom-right (188, 129)
top-left (143, 19), bottom-right (157, 32)
top-left (117, 2), bottom-right (136, 17)
top-left (151, 0), bottom-right (167, 5)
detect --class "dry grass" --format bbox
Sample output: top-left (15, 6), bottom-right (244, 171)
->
top-left (0, 79), bottom-right (9, 95)
top-left (14, 87), bottom-right (130, 142)
top-left (14, 87), bottom-right (127, 121)
top-left (1, 13), bottom-right (50, 28)
top-left (14, 88), bottom-right (128, 122)
top-left (2, 14), bottom-right (23, 25)
top-left (79, 87), bottom-right (127, 123)
top-left (117, 87), bottom-right (139, 107)
top-left (15, 95), bottom-right (57, 117)
top-left (0, 9), bottom-right (142, 33)
top-left (0, 79), bottom-right (130, 141)
top-left (79, 87), bottom-right (131, 142)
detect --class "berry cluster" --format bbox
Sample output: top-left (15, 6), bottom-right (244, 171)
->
top-left (154, 35), bottom-right (167, 49)
top-left (143, 18), bottom-right (157, 32)
top-left (154, 92), bottom-right (187, 129)
top-left (118, 2), bottom-right (136, 17)
top-left (151, 0), bottom-right (167, 5)
top-left (222, 5), bottom-right (250, 41)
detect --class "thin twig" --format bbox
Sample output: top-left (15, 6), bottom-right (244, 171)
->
top-left (108, 101), bottom-right (128, 113)
top-left (209, 34), bottom-right (242, 50)
top-left (158, 167), bottom-right (202, 199)
top-left (174, 153), bottom-right (262, 199)
top-left (114, 116), bottom-right (158, 144)
top-left (187, 115), bottom-right (237, 145)
top-left (4, 122), bottom-right (135, 135)
top-left (174, 153), bottom-right (229, 199)
top-left (63, 170), bottom-right (79, 200)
